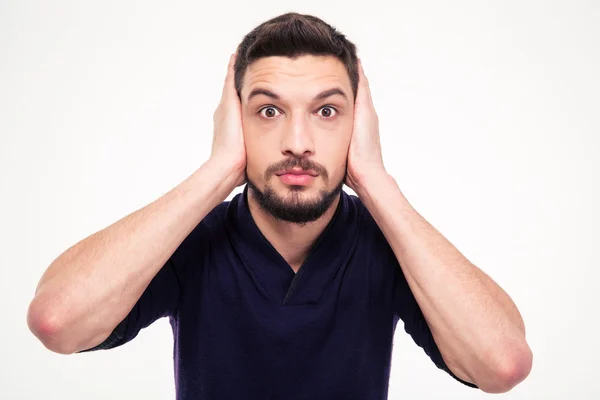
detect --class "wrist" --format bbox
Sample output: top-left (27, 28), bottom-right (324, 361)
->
top-left (183, 159), bottom-right (239, 205)
top-left (352, 167), bottom-right (391, 197)
top-left (355, 170), bottom-right (403, 208)
top-left (356, 172), bottom-right (416, 228)
top-left (207, 156), bottom-right (244, 188)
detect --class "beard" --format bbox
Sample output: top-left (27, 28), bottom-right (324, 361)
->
top-left (247, 175), bottom-right (345, 225)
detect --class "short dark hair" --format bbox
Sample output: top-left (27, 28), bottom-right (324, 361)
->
top-left (234, 12), bottom-right (359, 100)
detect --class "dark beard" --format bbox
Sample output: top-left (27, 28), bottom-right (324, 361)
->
top-left (247, 178), bottom-right (345, 225)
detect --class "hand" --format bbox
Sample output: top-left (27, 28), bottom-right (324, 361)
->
top-left (345, 59), bottom-right (386, 192)
top-left (210, 52), bottom-right (247, 187)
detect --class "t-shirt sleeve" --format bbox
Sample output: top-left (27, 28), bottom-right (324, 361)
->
top-left (77, 221), bottom-right (209, 352)
top-left (358, 203), bottom-right (477, 388)
top-left (392, 264), bottom-right (479, 388)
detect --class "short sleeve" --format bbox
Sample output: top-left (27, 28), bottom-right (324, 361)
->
top-left (357, 202), bottom-right (477, 388)
top-left (392, 265), bottom-right (478, 388)
top-left (77, 221), bottom-right (209, 352)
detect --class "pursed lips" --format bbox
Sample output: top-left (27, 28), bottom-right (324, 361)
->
top-left (275, 168), bottom-right (318, 177)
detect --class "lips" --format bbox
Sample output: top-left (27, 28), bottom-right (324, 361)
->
top-left (277, 172), bottom-right (316, 186)
top-left (275, 168), bottom-right (318, 177)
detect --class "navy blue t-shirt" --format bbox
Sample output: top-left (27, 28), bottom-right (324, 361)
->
top-left (80, 186), bottom-right (477, 398)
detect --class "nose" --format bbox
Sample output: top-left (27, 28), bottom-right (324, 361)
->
top-left (280, 112), bottom-right (315, 158)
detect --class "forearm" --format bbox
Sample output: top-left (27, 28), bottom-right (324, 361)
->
top-left (356, 170), bottom-right (531, 392)
top-left (27, 158), bottom-right (238, 354)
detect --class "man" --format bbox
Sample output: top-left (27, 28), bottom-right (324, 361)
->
top-left (27, 12), bottom-right (532, 399)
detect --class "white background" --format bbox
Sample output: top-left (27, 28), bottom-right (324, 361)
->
top-left (1, 1), bottom-right (598, 399)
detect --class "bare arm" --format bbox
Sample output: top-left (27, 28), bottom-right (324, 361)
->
top-left (357, 171), bottom-right (532, 393)
top-left (27, 159), bottom-right (240, 354)
top-left (345, 61), bottom-right (531, 393)
top-left (27, 52), bottom-right (246, 355)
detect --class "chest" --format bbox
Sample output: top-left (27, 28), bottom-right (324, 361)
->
top-left (178, 235), bottom-right (398, 344)
top-left (171, 236), bottom-right (401, 399)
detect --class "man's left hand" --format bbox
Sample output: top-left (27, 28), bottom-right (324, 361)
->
top-left (345, 59), bottom-right (387, 193)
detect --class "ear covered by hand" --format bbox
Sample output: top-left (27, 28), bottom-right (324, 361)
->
top-left (210, 52), bottom-right (247, 188)
top-left (345, 59), bottom-right (386, 192)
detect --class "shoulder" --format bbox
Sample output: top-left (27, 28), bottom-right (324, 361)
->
top-left (345, 192), bottom-right (402, 306)
top-left (345, 191), bottom-right (385, 242)
top-left (344, 191), bottom-right (397, 269)
top-left (171, 199), bottom-right (232, 265)
top-left (198, 200), bottom-right (230, 237)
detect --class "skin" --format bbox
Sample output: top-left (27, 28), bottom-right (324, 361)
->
top-left (240, 55), bottom-right (354, 271)
top-left (28, 50), bottom-right (532, 394)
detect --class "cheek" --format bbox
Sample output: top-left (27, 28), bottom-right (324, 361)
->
top-left (321, 119), bottom-right (352, 151)
top-left (245, 147), bottom-right (267, 181)
top-left (321, 118), bottom-right (353, 150)
top-left (243, 127), bottom-right (277, 182)
top-left (316, 134), bottom-right (351, 180)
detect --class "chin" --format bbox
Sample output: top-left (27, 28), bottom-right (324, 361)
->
top-left (247, 178), bottom-right (344, 224)
top-left (278, 182), bottom-right (319, 195)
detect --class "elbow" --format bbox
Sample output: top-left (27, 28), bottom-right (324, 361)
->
top-left (27, 298), bottom-right (76, 355)
top-left (478, 343), bottom-right (533, 393)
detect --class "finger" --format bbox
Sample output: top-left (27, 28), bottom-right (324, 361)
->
top-left (221, 52), bottom-right (238, 100)
top-left (356, 59), bottom-right (374, 106)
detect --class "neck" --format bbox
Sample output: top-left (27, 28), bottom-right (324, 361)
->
top-left (247, 189), bottom-right (341, 273)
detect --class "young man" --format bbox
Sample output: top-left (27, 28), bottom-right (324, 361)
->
top-left (27, 12), bottom-right (532, 400)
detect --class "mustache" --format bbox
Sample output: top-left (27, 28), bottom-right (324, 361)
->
top-left (264, 157), bottom-right (328, 179)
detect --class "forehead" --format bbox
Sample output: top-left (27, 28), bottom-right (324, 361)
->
top-left (241, 55), bottom-right (352, 103)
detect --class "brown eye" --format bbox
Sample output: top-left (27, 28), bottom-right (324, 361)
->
top-left (318, 106), bottom-right (337, 119)
top-left (259, 107), bottom-right (281, 119)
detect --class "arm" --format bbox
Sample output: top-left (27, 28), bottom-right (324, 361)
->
top-left (27, 159), bottom-right (240, 354)
top-left (358, 172), bottom-right (532, 393)
top-left (27, 52), bottom-right (246, 355)
top-left (345, 60), bottom-right (532, 393)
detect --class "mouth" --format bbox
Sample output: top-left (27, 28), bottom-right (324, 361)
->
top-left (274, 168), bottom-right (319, 177)
top-left (274, 168), bottom-right (318, 186)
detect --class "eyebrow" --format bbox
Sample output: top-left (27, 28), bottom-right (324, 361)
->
top-left (247, 87), bottom-right (349, 103)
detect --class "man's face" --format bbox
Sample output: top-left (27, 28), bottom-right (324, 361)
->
top-left (240, 55), bottom-right (354, 224)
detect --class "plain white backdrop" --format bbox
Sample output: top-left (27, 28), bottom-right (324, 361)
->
top-left (1, 1), bottom-right (598, 399)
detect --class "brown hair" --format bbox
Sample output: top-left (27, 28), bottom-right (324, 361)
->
top-left (234, 12), bottom-right (359, 100)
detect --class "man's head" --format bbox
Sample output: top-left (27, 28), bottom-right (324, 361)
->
top-left (233, 12), bottom-right (359, 224)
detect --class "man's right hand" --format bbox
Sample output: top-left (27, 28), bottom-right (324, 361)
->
top-left (210, 52), bottom-right (247, 188)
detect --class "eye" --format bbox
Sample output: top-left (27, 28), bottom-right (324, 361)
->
top-left (317, 106), bottom-right (337, 119)
top-left (259, 106), bottom-right (281, 119)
